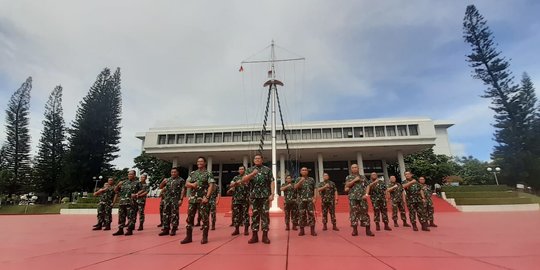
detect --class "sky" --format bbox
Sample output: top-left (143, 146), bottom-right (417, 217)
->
top-left (0, 0), bottom-right (539, 169)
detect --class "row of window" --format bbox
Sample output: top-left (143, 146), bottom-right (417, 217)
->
top-left (157, 125), bottom-right (420, 145)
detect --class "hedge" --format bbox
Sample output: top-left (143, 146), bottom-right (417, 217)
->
top-left (445, 191), bottom-right (518, 199)
top-left (441, 185), bottom-right (510, 192)
top-left (454, 197), bottom-right (533, 205)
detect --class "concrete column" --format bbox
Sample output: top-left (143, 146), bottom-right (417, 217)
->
top-left (172, 158), bottom-right (178, 168)
top-left (317, 153), bottom-right (324, 182)
top-left (243, 155), bottom-right (249, 169)
top-left (314, 160), bottom-right (319, 182)
top-left (218, 163), bottom-right (223, 196)
top-left (356, 152), bottom-right (365, 177)
top-left (207, 156), bottom-right (213, 172)
top-left (279, 154), bottom-right (286, 196)
top-left (397, 151), bottom-right (406, 181)
top-left (382, 159), bottom-right (389, 183)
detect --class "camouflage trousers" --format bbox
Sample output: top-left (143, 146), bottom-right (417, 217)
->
top-left (298, 200), bottom-right (316, 227)
top-left (284, 201), bottom-right (298, 226)
top-left (159, 200), bottom-right (164, 225)
top-left (163, 201), bottom-right (180, 229)
top-left (118, 203), bottom-right (136, 229)
top-left (250, 198), bottom-right (270, 232)
top-left (321, 201), bottom-right (336, 225)
top-left (232, 202), bottom-right (250, 227)
top-left (349, 199), bottom-right (370, 227)
top-left (96, 203), bottom-right (112, 226)
top-left (209, 200), bottom-right (217, 226)
top-left (372, 198), bottom-right (389, 223)
top-left (407, 200), bottom-right (427, 224)
top-left (426, 202), bottom-right (434, 222)
top-left (186, 202), bottom-right (209, 230)
top-left (136, 201), bottom-right (146, 225)
top-left (391, 199), bottom-right (407, 222)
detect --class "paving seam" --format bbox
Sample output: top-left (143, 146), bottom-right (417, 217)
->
top-left (177, 234), bottom-right (241, 270)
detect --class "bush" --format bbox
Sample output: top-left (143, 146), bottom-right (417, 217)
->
top-left (442, 185), bottom-right (510, 192)
top-left (445, 191), bottom-right (518, 198)
top-left (61, 197), bottom-right (70, 203)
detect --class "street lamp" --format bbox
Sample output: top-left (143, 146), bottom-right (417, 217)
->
top-left (487, 167), bottom-right (501, 185)
top-left (93, 175), bottom-right (103, 191)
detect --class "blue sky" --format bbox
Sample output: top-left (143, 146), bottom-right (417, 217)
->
top-left (0, 0), bottom-right (539, 168)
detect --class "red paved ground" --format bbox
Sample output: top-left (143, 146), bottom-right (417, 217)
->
top-left (1, 211), bottom-right (539, 270)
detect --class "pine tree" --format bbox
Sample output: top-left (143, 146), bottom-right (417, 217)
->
top-left (35, 86), bottom-right (66, 195)
top-left (64, 68), bottom-right (122, 192)
top-left (1, 77), bottom-right (32, 195)
top-left (463, 5), bottom-right (539, 187)
top-left (518, 74), bottom-right (540, 189)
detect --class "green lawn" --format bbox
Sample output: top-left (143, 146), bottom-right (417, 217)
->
top-left (0, 204), bottom-right (66, 214)
top-left (443, 185), bottom-right (540, 206)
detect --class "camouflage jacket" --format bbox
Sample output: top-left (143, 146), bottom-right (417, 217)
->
top-left (210, 185), bottom-right (220, 203)
top-left (345, 174), bottom-right (367, 201)
top-left (421, 184), bottom-right (433, 205)
top-left (295, 177), bottom-right (316, 201)
top-left (282, 182), bottom-right (296, 204)
top-left (231, 175), bottom-right (249, 203)
top-left (388, 182), bottom-right (404, 203)
top-left (187, 170), bottom-right (215, 204)
top-left (317, 180), bottom-right (337, 203)
top-left (163, 176), bottom-right (185, 203)
top-left (246, 165), bottom-right (274, 199)
top-left (98, 187), bottom-right (115, 205)
top-left (136, 182), bottom-right (150, 204)
top-left (403, 179), bottom-right (422, 203)
top-left (370, 179), bottom-right (387, 201)
top-left (118, 179), bottom-right (141, 205)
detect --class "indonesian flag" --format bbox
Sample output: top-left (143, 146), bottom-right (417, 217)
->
top-left (239, 65), bottom-right (244, 72)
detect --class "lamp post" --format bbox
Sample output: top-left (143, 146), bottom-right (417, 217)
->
top-left (93, 175), bottom-right (103, 191)
top-left (486, 167), bottom-right (501, 185)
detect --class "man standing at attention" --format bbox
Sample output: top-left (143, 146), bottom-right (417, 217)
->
top-left (294, 167), bottom-right (318, 236)
top-left (386, 175), bottom-right (410, 227)
top-left (280, 175), bottom-right (298, 231)
top-left (345, 164), bottom-right (374, 237)
top-left (316, 172), bottom-right (339, 231)
top-left (92, 177), bottom-right (115, 231)
top-left (158, 167), bottom-right (185, 236)
top-left (112, 170), bottom-right (141, 236)
top-left (230, 166), bottom-right (250, 236)
top-left (366, 172), bottom-right (392, 231)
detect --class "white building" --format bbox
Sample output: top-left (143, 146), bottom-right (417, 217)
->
top-left (136, 117), bottom-right (453, 195)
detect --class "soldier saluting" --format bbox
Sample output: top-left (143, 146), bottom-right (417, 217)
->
top-left (158, 167), bottom-right (185, 236)
top-left (92, 178), bottom-right (115, 231)
top-left (316, 172), bottom-right (339, 231)
top-left (345, 164), bottom-right (374, 237)
top-left (112, 170), bottom-right (142, 236)
top-left (294, 167), bottom-right (318, 236)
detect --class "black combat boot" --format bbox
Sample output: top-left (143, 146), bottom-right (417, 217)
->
top-left (375, 222), bottom-right (381, 231)
top-left (157, 223), bottom-right (163, 228)
top-left (262, 231), bottom-right (270, 244)
top-left (394, 220), bottom-right (399, 227)
top-left (352, 225), bottom-right (358, 236)
top-left (310, 226), bottom-right (317, 236)
top-left (412, 223), bottom-right (418, 231)
top-left (384, 222), bottom-right (392, 231)
top-left (232, 226), bottom-right (240, 236)
top-left (292, 224), bottom-right (298, 231)
top-left (298, 227), bottom-right (305, 236)
top-left (285, 223), bottom-right (290, 231)
top-left (322, 223), bottom-right (328, 231)
top-left (421, 222), bottom-right (431, 232)
top-left (403, 221), bottom-right (411, 227)
top-left (159, 228), bottom-right (170, 236)
top-left (170, 226), bottom-right (177, 236)
top-left (429, 221), bottom-right (438, 227)
top-left (244, 225), bottom-right (250, 235)
top-left (229, 222), bottom-right (234, 227)
top-left (248, 231), bottom-right (259, 244)
top-left (137, 224), bottom-right (144, 231)
top-left (211, 223), bottom-right (215, 231)
top-left (180, 228), bottom-right (193, 244)
top-left (112, 228), bottom-right (124, 236)
top-left (124, 228), bottom-right (133, 236)
top-left (92, 225), bottom-right (102, 230)
top-left (332, 223), bottom-right (339, 231)
top-left (201, 229), bottom-right (209, 244)
top-left (103, 224), bottom-right (111, 231)
top-left (365, 226), bottom-right (375, 237)
top-left (93, 222), bottom-right (101, 228)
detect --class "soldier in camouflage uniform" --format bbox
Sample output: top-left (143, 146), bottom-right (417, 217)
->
top-left (135, 173), bottom-right (150, 231)
top-left (402, 171), bottom-right (429, 232)
top-left (294, 167), bottom-right (318, 236)
top-left (209, 184), bottom-right (220, 230)
top-left (317, 173), bottom-right (339, 231)
top-left (112, 170), bottom-right (142, 236)
top-left (158, 168), bottom-right (185, 236)
top-left (345, 164), bottom-right (374, 237)
top-left (280, 175), bottom-right (298, 231)
top-left (242, 154), bottom-right (275, 244)
top-left (419, 176), bottom-right (438, 228)
top-left (366, 172), bottom-right (392, 231)
top-left (92, 178), bottom-right (115, 231)
top-left (181, 157), bottom-right (216, 244)
top-left (386, 175), bottom-right (410, 227)
top-left (230, 166), bottom-right (251, 236)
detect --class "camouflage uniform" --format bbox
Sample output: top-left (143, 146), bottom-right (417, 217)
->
top-left (317, 180), bottom-right (337, 226)
top-left (96, 186), bottom-right (114, 226)
top-left (370, 180), bottom-right (389, 223)
top-left (209, 185), bottom-right (221, 227)
top-left (295, 177), bottom-right (316, 227)
top-left (231, 175), bottom-right (250, 227)
top-left (346, 175), bottom-right (370, 227)
top-left (389, 182), bottom-right (407, 222)
top-left (246, 165), bottom-right (274, 232)
top-left (162, 176), bottom-right (185, 230)
top-left (136, 181), bottom-right (150, 226)
top-left (117, 179), bottom-right (141, 230)
top-left (403, 179), bottom-right (427, 225)
top-left (159, 193), bottom-right (165, 225)
top-left (186, 170), bottom-right (215, 230)
top-left (421, 184), bottom-right (434, 223)
top-left (282, 182), bottom-right (298, 227)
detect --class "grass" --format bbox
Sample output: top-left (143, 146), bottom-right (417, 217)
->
top-left (0, 204), bottom-right (66, 215)
top-left (453, 197), bottom-right (534, 205)
top-left (443, 185), bottom-right (540, 206)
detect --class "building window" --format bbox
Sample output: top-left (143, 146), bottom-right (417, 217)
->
top-left (375, 126), bottom-right (385, 137)
top-left (167, 134), bottom-right (176, 144)
top-left (195, 133), bottom-right (204, 143)
top-left (364, 126), bottom-right (374, 137)
top-left (386, 126), bottom-right (396, 136)
top-left (264, 130), bottom-right (271, 141)
top-left (204, 133), bottom-right (213, 143)
top-left (343, 127), bottom-right (353, 138)
top-left (252, 131), bottom-right (261, 141)
top-left (158, 135), bottom-right (166, 145)
top-left (408, 125), bottom-right (419, 136)
top-left (354, 127), bottom-right (364, 138)
top-left (223, 132), bottom-right (232, 142)
top-left (397, 125), bottom-right (408, 136)
top-left (312, 129), bottom-right (322, 139)
top-left (177, 134), bottom-right (185, 144)
top-left (232, 132), bottom-right (241, 142)
top-left (332, 128), bottom-right (343, 139)
top-left (186, 134), bottom-right (195, 144)
top-left (322, 128), bottom-right (332, 139)
top-left (291, 130), bottom-right (301, 140)
top-left (302, 129), bottom-right (311, 140)
top-left (242, 131), bottom-right (251, 142)
top-left (213, 133), bottom-right (222, 143)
